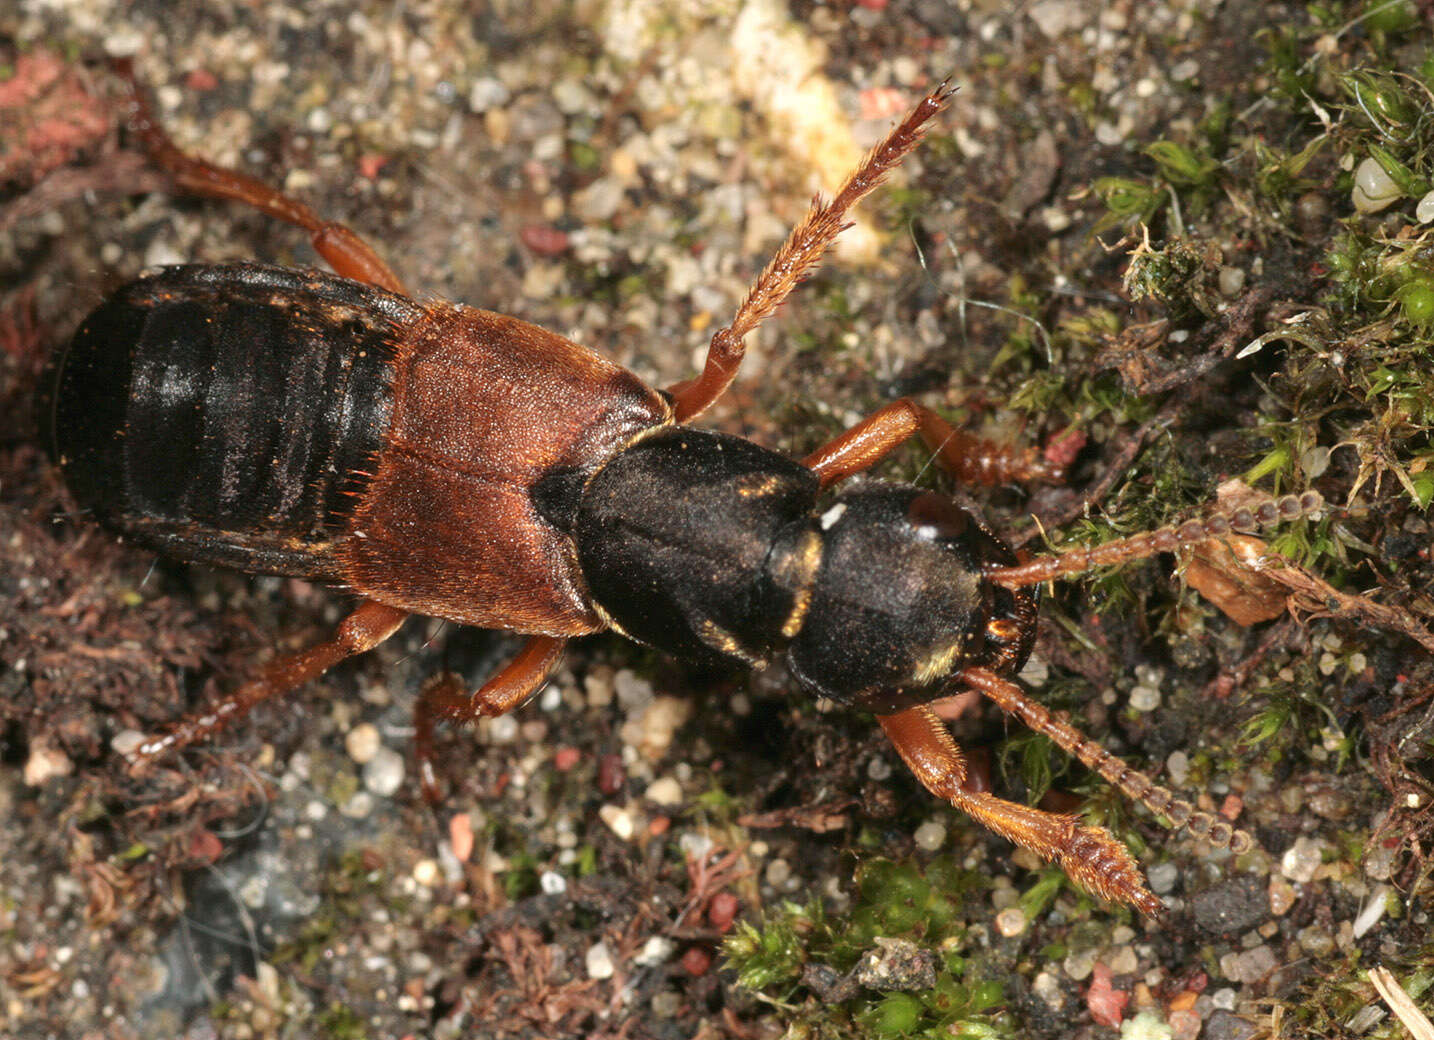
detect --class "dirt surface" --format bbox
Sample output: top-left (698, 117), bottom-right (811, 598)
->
top-left (3, 2), bottom-right (1433, 1039)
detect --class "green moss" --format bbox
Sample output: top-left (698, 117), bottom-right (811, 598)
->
top-left (722, 862), bottom-right (1013, 1038)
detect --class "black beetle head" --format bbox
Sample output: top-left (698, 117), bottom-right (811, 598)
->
top-left (785, 484), bottom-right (1036, 714)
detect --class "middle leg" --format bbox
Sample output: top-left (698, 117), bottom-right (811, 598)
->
top-left (414, 635), bottom-right (567, 801)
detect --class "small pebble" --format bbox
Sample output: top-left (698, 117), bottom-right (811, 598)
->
top-left (867, 757), bottom-right (892, 781)
top-left (1147, 862), bottom-right (1180, 895)
top-left (586, 941), bottom-right (615, 980)
top-left (341, 791), bottom-right (375, 818)
top-left (363, 746), bottom-right (406, 797)
top-left (487, 714), bottom-right (519, 745)
top-left (1032, 971), bottom-right (1064, 1009)
top-left (23, 743), bottom-right (73, 786)
top-left (449, 813), bottom-right (475, 863)
top-left (1165, 750), bottom-right (1190, 785)
top-left (1221, 944), bottom-right (1276, 984)
top-left (913, 821), bottom-right (947, 852)
top-left (1267, 877), bottom-right (1296, 915)
top-left (1128, 685), bottom-right (1161, 712)
top-left (995, 907), bottom-right (1027, 937)
top-left (764, 858), bottom-right (791, 888)
top-left (412, 859), bottom-right (440, 887)
top-left (539, 870), bottom-right (567, 895)
top-left (614, 668), bottom-right (654, 709)
top-left (111, 730), bottom-right (146, 757)
top-left (1105, 945), bottom-right (1138, 975)
top-left (645, 776), bottom-right (683, 806)
top-left (1170, 58), bottom-right (1200, 82)
top-left (1365, 838), bottom-right (1398, 881)
top-left (1296, 924), bottom-right (1335, 957)
top-left (599, 803), bottom-right (637, 841)
top-left (1169, 1008), bottom-right (1202, 1040)
top-left (1218, 266), bottom-right (1246, 296)
top-left (1064, 947), bottom-right (1097, 981)
top-left (345, 722), bottom-right (381, 764)
top-left (584, 666), bottom-right (615, 707)
top-left (636, 937), bottom-right (676, 966)
top-left (1280, 836), bottom-right (1323, 883)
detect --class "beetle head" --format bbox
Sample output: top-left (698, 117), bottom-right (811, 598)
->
top-left (785, 485), bottom-right (1037, 714)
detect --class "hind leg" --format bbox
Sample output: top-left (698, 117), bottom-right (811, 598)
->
top-left (113, 59), bottom-right (404, 293)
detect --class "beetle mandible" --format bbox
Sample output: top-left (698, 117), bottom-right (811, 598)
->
top-left (45, 66), bottom-right (1321, 915)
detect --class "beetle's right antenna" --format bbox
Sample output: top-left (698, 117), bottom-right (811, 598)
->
top-left (986, 491), bottom-right (1324, 589)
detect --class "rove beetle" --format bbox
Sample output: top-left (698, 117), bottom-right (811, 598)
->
top-left (44, 66), bottom-right (1321, 916)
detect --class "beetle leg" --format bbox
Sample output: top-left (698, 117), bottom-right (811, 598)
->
top-left (877, 703), bottom-right (1164, 916)
top-left (962, 666), bottom-right (1253, 854)
top-left (112, 59), bottom-right (406, 293)
top-left (413, 636), bottom-right (566, 802)
top-left (802, 398), bottom-right (1062, 489)
top-left (128, 600), bottom-right (409, 770)
top-left (667, 83), bottom-right (953, 422)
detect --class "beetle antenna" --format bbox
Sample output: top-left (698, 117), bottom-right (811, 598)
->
top-left (963, 667), bottom-right (1253, 853)
top-left (986, 491), bottom-right (1323, 589)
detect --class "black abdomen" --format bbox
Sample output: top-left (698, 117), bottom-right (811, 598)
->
top-left (46, 263), bottom-right (418, 577)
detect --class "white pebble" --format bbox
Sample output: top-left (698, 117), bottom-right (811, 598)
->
top-left (636, 936), bottom-right (676, 966)
top-left (912, 820), bottom-right (946, 849)
top-left (487, 714), bottom-right (519, 745)
top-left (586, 941), bottom-right (615, 979)
top-left (539, 871), bottom-right (567, 895)
top-left (1280, 836), bottom-right (1323, 883)
top-left (599, 803), bottom-right (637, 841)
top-left (764, 859), bottom-right (791, 888)
top-left (645, 776), bottom-right (683, 806)
top-left (345, 722), bottom-right (381, 764)
top-left (1147, 861), bottom-right (1180, 895)
top-left (363, 746), bottom-right (406, 798)
top-left (23, 743), bottom-right (72, 786)
top-left (1129, 685), bottom-right (1161, 712)
top-left (111, 730), bottom-right (146, 757)
top-left (913, 821), bottom-right (947, 852)
top-left (995, 907), bottom-right (1027, 937)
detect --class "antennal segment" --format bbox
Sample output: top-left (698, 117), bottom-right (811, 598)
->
top-left (963, 667), bottom-right (1253, 854)
top-left (987, 491), bottom-right (1323, 589)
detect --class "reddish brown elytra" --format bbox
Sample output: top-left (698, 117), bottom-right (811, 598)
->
top-left (44, 63), bottom-right (1322, 916)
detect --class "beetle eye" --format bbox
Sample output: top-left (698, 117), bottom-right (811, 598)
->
top-left (906, 492), bottom-right (970, 541)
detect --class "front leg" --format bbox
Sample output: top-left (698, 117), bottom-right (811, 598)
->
top-left (878, 703), bottom-right (1164, 916)
top-left (802, 397), bottom-right (1063, 488)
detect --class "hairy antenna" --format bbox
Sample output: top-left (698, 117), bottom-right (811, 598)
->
top-left (987, 491), bottom-right (1323, 589)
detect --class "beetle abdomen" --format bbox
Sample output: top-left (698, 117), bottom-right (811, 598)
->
top-left (47, 263), bottom-right (418, 576)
